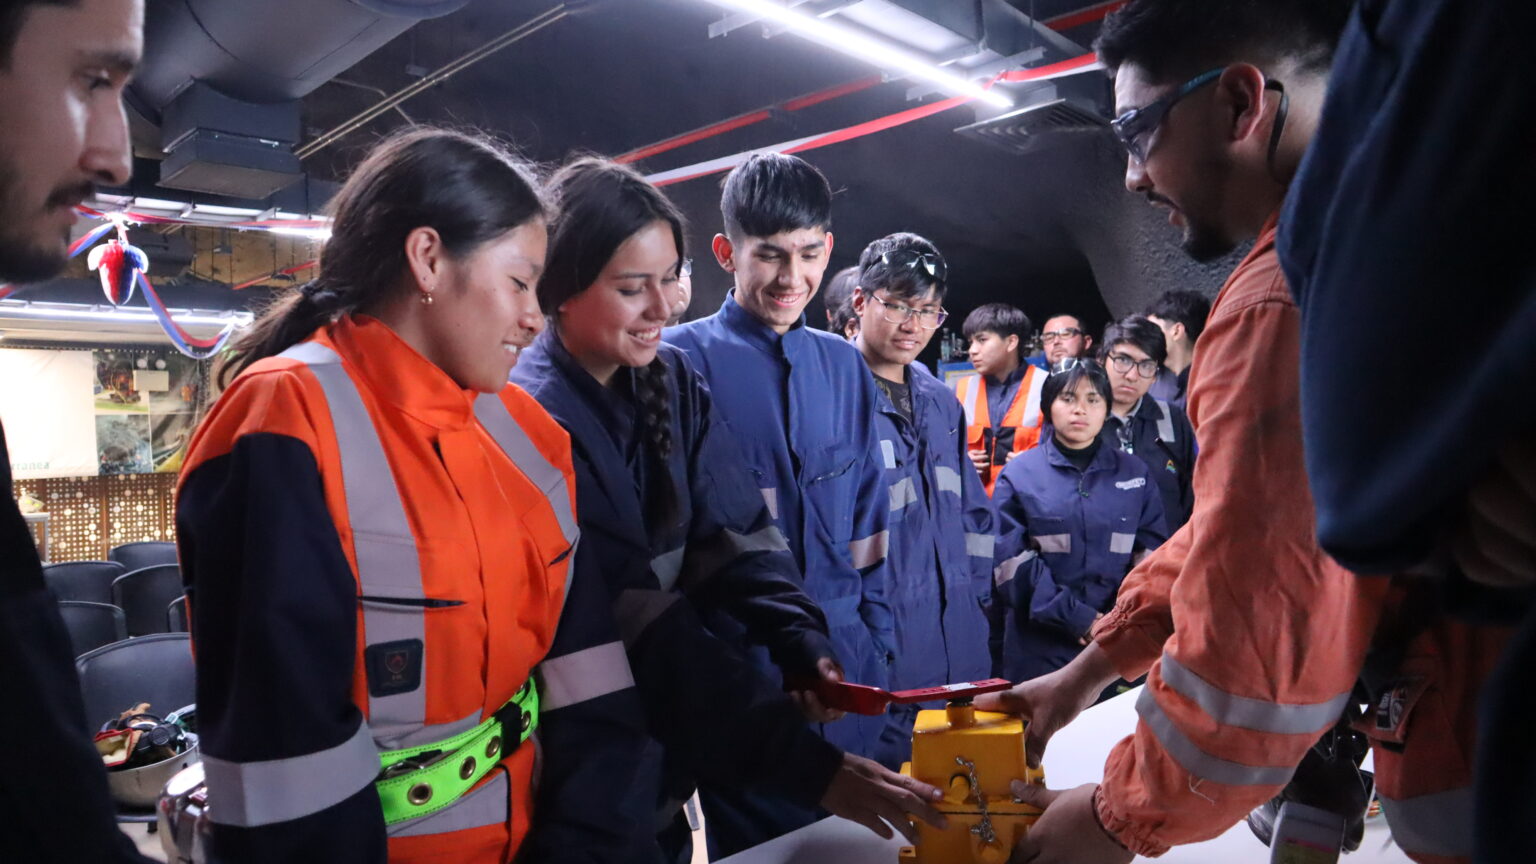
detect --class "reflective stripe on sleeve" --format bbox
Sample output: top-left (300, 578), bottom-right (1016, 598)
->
top-left (538, 640), bottom-right (636, 711)
top-left (1159, 653), bottom-right (1351, 734)
top-left (1034, 533), bottom-right (1071, 554)
top-left (203, 721), bottom-right (379, 828)
top-left (1135, 687), bottom-right (1297, 787)
top-left (614, 588), bottom-right (682, 646)
top-left (935, 465), bottom-right (963, 496)
top-left (994, 549), bottom-right (1037, 586)
top-left (651, 546), bottom-right (686, 592)
top-left (966, 532), bottom-right (995, 558)
top-left (1378, 787), bottom-right (1472, 859)
top-left (849, 530), bottom-right (889, 570)
top-left (889, 477), bottom-right (918, 512)
top-left (679, 526), bottom-right (790, 591)
top-left (760, 487), bottom-right (779, 521)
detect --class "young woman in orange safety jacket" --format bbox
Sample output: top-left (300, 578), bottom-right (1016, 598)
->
top-left (175, 129), bottom-right (647, 864)
top-left (510, 157), bottom-right (946, 864)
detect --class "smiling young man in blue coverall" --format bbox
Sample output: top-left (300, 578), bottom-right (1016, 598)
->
top-left (665, 153), bottom-right (899, 857)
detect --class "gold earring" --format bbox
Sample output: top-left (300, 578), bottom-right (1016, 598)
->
top-left (420, 291), bottom-right (434, 306)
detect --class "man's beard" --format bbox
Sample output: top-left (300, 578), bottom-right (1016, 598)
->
top-left (1180, 216), bottom-right (1238, 263)
top-left (0, 158), bottom-right (88, 284)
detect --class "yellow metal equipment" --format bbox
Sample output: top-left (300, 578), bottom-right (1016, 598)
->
top-left (899, 702), bottom-right (1047, 864)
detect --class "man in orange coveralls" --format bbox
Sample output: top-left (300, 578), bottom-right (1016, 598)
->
top-left (977, 2), bottom-right (1504, 862)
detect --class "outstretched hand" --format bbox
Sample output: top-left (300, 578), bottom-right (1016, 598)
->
top-left (821, 752), bottom-right (947, 844)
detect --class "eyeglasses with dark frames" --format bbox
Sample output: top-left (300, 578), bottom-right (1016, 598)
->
top-left (1110, 67), bottom-right (1223, 164)
top-left (869, 293), bottom-right (948, 330)
top-left (1106, 351), bottom-right (1161, 378)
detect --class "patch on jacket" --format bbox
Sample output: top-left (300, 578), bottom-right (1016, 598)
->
top-left (1115, 477), bottom-right (1147, 490)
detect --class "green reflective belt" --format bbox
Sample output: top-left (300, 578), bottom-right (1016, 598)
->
top-left (374, 680), bottom-right (540, 826)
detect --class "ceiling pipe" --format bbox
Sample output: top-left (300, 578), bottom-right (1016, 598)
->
top-left (296, 3), bottom-right (582, 159)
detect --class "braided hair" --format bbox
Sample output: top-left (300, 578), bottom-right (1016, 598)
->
top-left (541, 157), bottom-right (688, 535)
top-left (220, 127), bottom-right (545, 386)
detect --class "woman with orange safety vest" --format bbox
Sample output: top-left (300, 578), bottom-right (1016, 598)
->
top-left (175, 128), bottom-right (646, 863)
top-left (955, 304), bottom-right (1048, 494)
top-left (510, 157), bottom-right (946, 863)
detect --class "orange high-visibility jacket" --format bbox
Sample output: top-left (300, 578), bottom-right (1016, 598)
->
top-left (176, 316), bottom-right (643, 863)
top-left (1088, 214), bottom-right (1495, 863)
top-left (953, 366), bottom-right (1046, 494)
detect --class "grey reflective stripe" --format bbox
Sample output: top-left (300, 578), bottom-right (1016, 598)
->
top-left (1132, 548), bottom-right (1152, 566)
top-left (279, 342), bottom-right (427, 742)
top-left (538, 640), bottom-right (635, 711)
top-left (204, 721), bottom-right (377, 827)
top-left (388, 769), bottom-right (509, 838)
top-left (966, 532), bottom-right (995, 558)
top-left (880, 439), bottom-right (897, 469)
top-left (994, 549), bottom-right (1036, 586)
top-left (1020, 372), bottom-right (1044, 427)
top-left (935, 465), bottom-right (963, 496)
top-left (385, 709), bottom-right (483, 751)
top-left (651, 546), bottom-right (686, 592)
top-left (888, 477), bottom-right (918, 511)
top-left (957, 374), bottom-right (981, 425)
top-left (679, 525), bottom-right (790, 592)
top-left (614, 588), bottom-right (682, 646)
top-left (1154, 399), bottom-right (1176, 444)
top-left (849, 530), bottom-right (889, 570)
top-left (1109, 532), bottom-right (1136, 554)
top-left (761, 487), bottom-right (779, 520)
top-left (1035, 533), bottom-right (1071, 554)
top-left (1136, 688), bottom-right (1297, 787)
top-left (1159, 653), bottom-right (1351, 735)
top-left (1378, 787), bottom-right (1472, 858)
top-left (473, 393), bottom-right (581, 618)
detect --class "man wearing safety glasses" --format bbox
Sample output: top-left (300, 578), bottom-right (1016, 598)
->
top-left (971, 2), bottom-right (1468, 863)
top-left (850, 234), bottom-right (996, 768)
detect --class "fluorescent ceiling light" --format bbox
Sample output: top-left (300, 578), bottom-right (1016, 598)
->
top-left (0, 302), bottom-right (252, 328)
top-left (265, 226), bottom-right (333, 241)
top-left (704, 0), bottom-right (1013, 109)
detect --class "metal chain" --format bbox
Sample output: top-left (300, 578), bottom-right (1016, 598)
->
top-left (956, 755), bottom-right (997, 845)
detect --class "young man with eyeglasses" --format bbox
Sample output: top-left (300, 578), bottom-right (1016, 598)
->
top-left (972, 2), bottom-right (1473, 862)
top-left (666, 154), bottom-right (937, 857)
top-left (1143, 290), bottom-right (1209, 409)
top-left (1040, 313), bottom-right (1094, 368)
top-left (849, 234), bottom-right (996, 765)
top-left (958, 303), bottom-right (1046, 494)
top-left (1099, 316), bottom-right (1196, 533)
top-left (0, 2), bottom-right (153, 862)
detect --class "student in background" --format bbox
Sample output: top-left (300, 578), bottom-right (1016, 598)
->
top-left (1144, 290), bottom-right (1210, 408)
top-left (512, 158), bottom-right (944, 862)
top-left (664, 153), bottom-right (900, 857)
top-left (848, 232), bottom-right (996, 764)
top-left (957, 303), bottom-right (1047, 493)
top-left (1099, 316), bottom-right (1197, 533)
top-left (823, 264), bottom-right (861, 340)
top-left (991, 360), bottom-right (1166, 685)
top-left (1039, 313), bottom-right (1095, 367)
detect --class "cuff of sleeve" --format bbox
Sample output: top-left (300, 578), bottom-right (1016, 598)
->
top-left (771, 733), bottom-right (845, 807)
top-left (1092, 607), bottom-right (1165, 681)
top-left (1062, 600), bottom-right (1099, 642)
top-left (1095, 777), bottom-right (1171, 858)
top-left (774, 630), bottom-right (838, 680)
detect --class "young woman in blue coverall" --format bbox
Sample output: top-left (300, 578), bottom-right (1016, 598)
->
top-left (991, 360), bottom-right (1168, 685)
top-left (508, 157), bottom-right (945, 863)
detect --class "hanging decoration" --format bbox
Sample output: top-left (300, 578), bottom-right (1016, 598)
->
top-left (87, 238), bottom-right (149, 306)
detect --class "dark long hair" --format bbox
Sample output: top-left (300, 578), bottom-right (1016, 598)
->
top-left (542, 156), bottom-right (687, 535)
top-left (220, 127), bottom-right (545, 386)
top-left (1041, 359), bottom-right (1113, 437)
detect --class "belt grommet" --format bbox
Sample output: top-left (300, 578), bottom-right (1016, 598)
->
top-left (460, 757), bottom-right (476, 780)
top-left (520, 711), bottom-right (531, 733)
top-left (485, 735), bottom-right (501, 759)
top-left (408, 783), bottom-right (433, 806)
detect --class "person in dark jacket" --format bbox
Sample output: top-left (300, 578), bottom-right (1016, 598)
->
top-left (991, 360), bottom-right (1167, 684)
top-left (1099, 316), bottom-right (1197, 532)
top-left (0, 2), bottom-right (152, 861)
top-left (511, 157), bottom-right (944, 862)
top-left (848, 232), bottom-right (996, 766)
top-left (664, 153), bottom-right (901, 857)
top-left (1143, 290), bottom-right (1209, 410)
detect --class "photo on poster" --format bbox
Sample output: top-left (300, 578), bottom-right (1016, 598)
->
top-left (96, 413), bottom-right (152, 475)
top-left (148, 353), bottom-right (203, 414)
top-left (93, 351), bottom-right (148, 413)
top-left (151, 410), bottom-right (196, 473)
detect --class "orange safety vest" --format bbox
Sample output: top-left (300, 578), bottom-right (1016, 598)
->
top-left (953, 366), bottom-right (1046, 494)
top-left (182, 316), bottom-right (583, 862)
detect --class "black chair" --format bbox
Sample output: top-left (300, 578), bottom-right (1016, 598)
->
top-left (108, 541), bottom-right (178, 572)
top-left (56, 601), bottom-right (128, 657)
top-left (111, 565), bottom-right (183, 637)
top-left (166, 595), bottom-right (188, 633)
top-left (42, 561), bottom-right (125, 604)
top-left (75, 633), bottom-right (196, 823)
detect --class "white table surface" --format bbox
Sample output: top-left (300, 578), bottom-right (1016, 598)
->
top-left (718, 688), bottom-right (1410, 864)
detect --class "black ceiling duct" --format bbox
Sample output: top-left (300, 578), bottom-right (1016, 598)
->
top-left (129, 0), bottom-right (472, 200)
